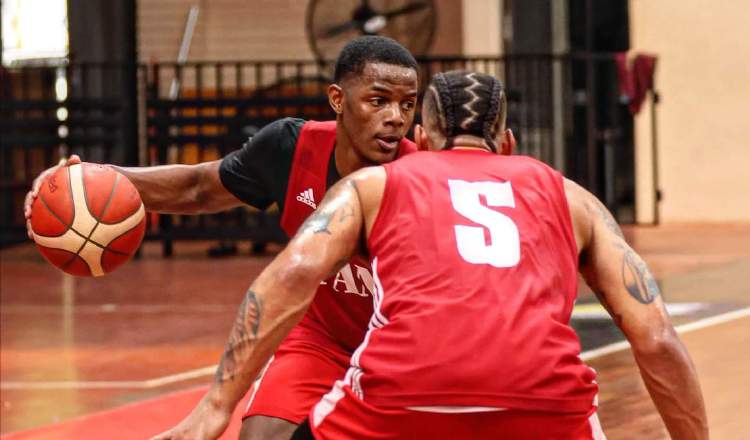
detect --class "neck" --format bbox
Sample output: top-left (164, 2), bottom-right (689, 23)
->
top-left (334, 119), bottom-right (372, 177)
top-left (448, 134), bottom-right (494, 153)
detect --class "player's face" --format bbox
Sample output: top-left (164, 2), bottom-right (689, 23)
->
top-left (338, 62), bottom-right (418, 164)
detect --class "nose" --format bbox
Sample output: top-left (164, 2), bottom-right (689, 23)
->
top-left (384, 102), bottom-right (405, 128)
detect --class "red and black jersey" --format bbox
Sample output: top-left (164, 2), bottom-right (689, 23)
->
top-left (220, 118), bottom-right (313, 213)
top-left (348, 149), bottom-right (597, 412)
top-left (220, 118), bottom-right (417, 352)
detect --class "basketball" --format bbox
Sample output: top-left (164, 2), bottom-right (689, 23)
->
top-left (30, 163), bottom-right (146, 277)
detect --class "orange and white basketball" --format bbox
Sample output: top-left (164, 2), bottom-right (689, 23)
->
top-left (30, 163), bottom-right (146, 277)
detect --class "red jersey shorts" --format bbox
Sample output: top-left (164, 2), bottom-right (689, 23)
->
top-left (242, 333), bottom-right (352, 424)
top-left (310, 382), bottom-right (607, 440)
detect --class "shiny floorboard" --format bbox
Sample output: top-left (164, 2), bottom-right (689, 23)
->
top-left (2, 224), bottom-right (749, 438)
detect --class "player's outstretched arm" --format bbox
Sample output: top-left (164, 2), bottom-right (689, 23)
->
top-left (110, 160), bottom-right (244, 214)
top-left (565, 179), bottom-right (708, 440)
top-left (150, 173), bottom-right (369, 440)
top-left (25, 119), bottom-right (301, 236)
top-left (24, 157), bottom-right (243, 239)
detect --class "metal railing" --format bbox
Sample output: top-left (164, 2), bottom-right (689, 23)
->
top-left (1, 54), bottom-right (638, 249)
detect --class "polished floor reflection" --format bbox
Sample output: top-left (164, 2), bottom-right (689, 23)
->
top-left (1, 224), bottom-right (749, 439)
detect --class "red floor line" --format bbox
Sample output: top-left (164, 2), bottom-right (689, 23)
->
top-left (1, 385), bottom-right (251, 440)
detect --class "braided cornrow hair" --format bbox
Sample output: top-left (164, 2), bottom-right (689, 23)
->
top-left (427, 70), bottom-right (506, 152)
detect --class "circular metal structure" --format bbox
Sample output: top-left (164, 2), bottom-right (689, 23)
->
top-left (306, 0), bottom-right (437, 67)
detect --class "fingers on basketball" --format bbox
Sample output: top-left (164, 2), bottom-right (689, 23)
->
top-left (30, 163), bottom-right (146, 277)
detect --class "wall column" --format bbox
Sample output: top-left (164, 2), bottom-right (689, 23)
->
top-left (461, 0), bottom-right (503, 55)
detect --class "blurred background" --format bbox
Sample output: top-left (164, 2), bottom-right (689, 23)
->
top-left (1, 1), bottom-right (749, 439)
top-left (3, 0), bottom-right (747, 252)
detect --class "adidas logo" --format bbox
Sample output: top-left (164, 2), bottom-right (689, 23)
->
top-left (296, 188), bottom-right (316, 209)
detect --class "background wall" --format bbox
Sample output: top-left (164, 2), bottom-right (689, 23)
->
top-left (630, 0), bottom-right (750, 222)
top-left (137, 0), bottom-right (463, 62)
top-left (137, 0), bottom-right (750, 223)
top-left (461, 0), bottom-right (503, 55)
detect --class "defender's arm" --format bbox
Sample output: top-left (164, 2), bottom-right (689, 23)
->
top-left (152, 171), bottom-right (372, 440)
top-left (565, 179), bottom-right (708, 440)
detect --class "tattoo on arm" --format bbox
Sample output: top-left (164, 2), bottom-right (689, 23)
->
top-left (620, 245), bottom-right (661, 304)
top-left (593, 200), bottom-right (625, 239)
top-left (215, 288), bottom-right (262, 383)
top-left (338, 203), bottom-right (354, 224)
top-left (298, 179), bottom-right (357, 236)
top-left (593, 290), bottom-right (624, 327)
top-left (299, 206), bottom-right (335, 235)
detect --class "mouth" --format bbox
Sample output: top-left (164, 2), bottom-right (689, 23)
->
top-left (375, 135), bottom-right (401, 152)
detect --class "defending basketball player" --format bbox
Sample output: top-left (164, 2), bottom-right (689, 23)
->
top-left (154, 71), bottom-right (708, 439)
top-left (24, 36), bottom-right (419, 440)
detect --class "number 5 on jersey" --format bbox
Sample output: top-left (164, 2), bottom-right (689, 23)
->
top-left (448, 179), bottom-right (520, 268)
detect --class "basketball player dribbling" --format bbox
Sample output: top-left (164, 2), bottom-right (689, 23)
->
top-left (157, 70), bottom-right (708, 439)
top-left (24, 36), bottom-right (420, 440)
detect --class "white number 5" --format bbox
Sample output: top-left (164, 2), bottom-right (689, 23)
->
top-left (448, 179), bottom-right (520, 268)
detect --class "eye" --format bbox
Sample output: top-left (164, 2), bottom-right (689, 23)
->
top-left (402, 100), bottom-right (416, 111)
top-left (370, 97), bottom-right (385, 107)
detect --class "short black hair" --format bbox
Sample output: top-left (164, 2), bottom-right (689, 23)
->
top-left (334, 36), bottom-right (418, 82)
top-left (424, 70), bottom-right (506, 152)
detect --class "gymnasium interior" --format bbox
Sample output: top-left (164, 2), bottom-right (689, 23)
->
top-left (2, 1), bottom-right (748, 439)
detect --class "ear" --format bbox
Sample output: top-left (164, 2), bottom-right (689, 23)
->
top-left (414, 124), bottom-right (429, 151)
top-left (499, 129), bottom-right (516, 156)
top-left (328, 84), bottom-right (344, 115)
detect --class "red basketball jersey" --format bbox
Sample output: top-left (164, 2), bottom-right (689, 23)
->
top-left (280, 121), bottom-right (418, 353)
top-left (350, 149), bottom-right (598, 412)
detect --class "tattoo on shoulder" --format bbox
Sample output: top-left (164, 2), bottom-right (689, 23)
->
top-left (299, 206), bottom-right (335, 235)
top-left (338, 202), bottom-right (355, 223)
top-left (619, 245), bottom-right (660, 304)
top-left (298, 179), bottom-right (357, 236)
top-left (215, 288), bottom-right (262, 383)
top-left (593, 201), bottom-right (625, 239)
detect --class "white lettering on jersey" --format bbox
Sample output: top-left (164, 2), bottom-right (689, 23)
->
top-left (326, 263), bottom-right (374, 297)
top-left (448, 179), bottom-right (520, 268)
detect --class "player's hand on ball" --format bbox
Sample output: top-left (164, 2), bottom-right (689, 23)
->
top-left (24, 154), bottom-right (82, 240)
top-left (29, 161), bottom-right (146, 276)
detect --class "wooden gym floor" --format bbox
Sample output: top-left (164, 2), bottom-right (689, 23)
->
top-left (1, 223), bottom-right (749, 439)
